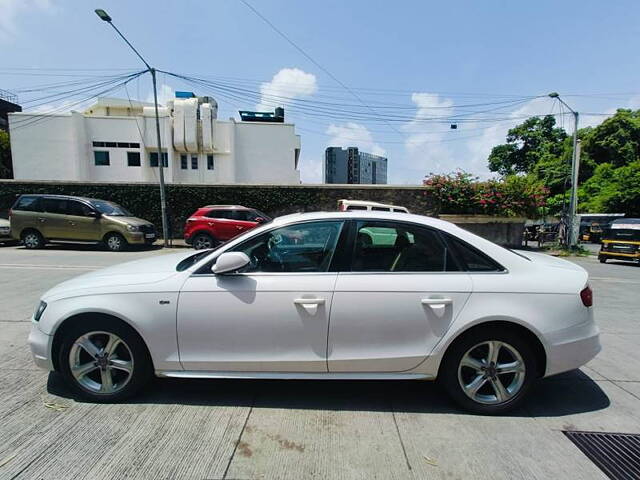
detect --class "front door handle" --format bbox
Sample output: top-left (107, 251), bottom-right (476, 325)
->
top-left (38, 217), bottom-right (46, 223)
top-left (293, 298), bottom-right (325, 315)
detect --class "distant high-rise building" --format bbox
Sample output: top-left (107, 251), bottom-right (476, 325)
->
top-left (324, 147), bottom-right (387, 184)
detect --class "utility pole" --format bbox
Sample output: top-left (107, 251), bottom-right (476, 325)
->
top-left (95, 9), bottom-right (170, 247)
top-left (548, 92), bottom-right (581, 248)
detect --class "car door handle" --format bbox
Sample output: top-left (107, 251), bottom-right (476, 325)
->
top-left (421, 298), bottom-right (453, 306)
top-left (38, 217), bottom-right (46, 223)
top-left (294, 298), bottom-right (325, 315)
top-left (294, 298), bottom-right (326, 305)
top-left (68, 221), bottom-right (76, 226)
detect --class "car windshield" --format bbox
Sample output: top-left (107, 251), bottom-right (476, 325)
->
top-left (90, 200), bottom-right (132, 216)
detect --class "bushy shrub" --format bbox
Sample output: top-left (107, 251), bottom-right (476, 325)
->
top-left (423, 171), bottom-right (548, 218)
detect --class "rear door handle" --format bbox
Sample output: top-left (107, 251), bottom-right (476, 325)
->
top-left (421, 298), bottom-right (453, 307)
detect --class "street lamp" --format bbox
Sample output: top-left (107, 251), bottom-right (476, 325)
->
top-left (548, 92), bottom-right (581, 248)
top-left (95, 8), bottom-right (170, 247)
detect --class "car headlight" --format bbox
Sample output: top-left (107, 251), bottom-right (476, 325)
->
top-left (126, 225), bottom-right (140, 232)
top-left (34, 301), bottom-right (47, 322)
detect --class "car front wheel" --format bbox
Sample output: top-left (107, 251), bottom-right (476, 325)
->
top-left (440, 328), bottom-right (537, 415)
top-left (58, 319), bottom-right (152, 402)
top-left (104, 232), bottom-right (127, 252)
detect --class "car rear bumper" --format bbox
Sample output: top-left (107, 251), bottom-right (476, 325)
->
top-left (544, 312), bottom-right (601, 377)
top-left (28, 323), bottom-right (54, 371)
top-left (599, 251), bottom-right (640, 262)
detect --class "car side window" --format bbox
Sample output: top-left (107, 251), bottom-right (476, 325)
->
top-left (42, 198), bottom-right (67, 215)
top-left (352, 221), bottom-right (458, 272)
top-left (66, 200), bottom-right (92, 217)
top-left (230, 221), bottom-right (345, 273)
top-left (346, 205), bottom-right (367, 211)
top-left (444, 234), bottom-right (504, 272)
top-left (13, 196), bottom-right (42, 212)
top-left (207, 210), bottom-right (232, 219)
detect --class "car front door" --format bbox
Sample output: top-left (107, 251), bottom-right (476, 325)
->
top-left (65, 200), bottom-right (101, 241)
top-left (328, 220), bottom-right (472, 373)
top-left (177, 220), bottom-right (346, 372)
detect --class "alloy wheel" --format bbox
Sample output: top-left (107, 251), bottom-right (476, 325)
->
top-left (24, 233), bottom-right (41, 248)
top-left (193, 234), bottom-right (213, 250)
top-left (107, 235), bottom-right (122, 251)
top-left (457, 340), bottom-right (526, 405)
top-left (69, 331), bottom-right (134, 394)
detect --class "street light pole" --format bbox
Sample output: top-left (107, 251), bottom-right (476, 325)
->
top-left (548, 92), bottom-right (581, 248)
top-left (95, 9), bottom-right (170, 247)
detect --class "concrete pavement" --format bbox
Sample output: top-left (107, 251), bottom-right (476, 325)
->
top-left (0, 243), bottom-right (638, 479)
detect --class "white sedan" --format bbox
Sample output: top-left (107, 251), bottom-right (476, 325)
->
top-left (28, 211), bottom-right (600, 414)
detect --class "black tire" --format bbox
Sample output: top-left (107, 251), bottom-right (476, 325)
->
top-left (21, 229), bottom-right (45, 249)
top-left (439, 327), bottom-right (538, 415)
top-left (57, 317), bottom-right (152, 402)
top-left (192, 232), bottom-right (217, 250)
top-left (104, 232), bottom-right (128, 252)
top-left (598, 256), bottom-right (606, 264)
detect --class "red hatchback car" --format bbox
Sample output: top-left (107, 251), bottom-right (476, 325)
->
top-left (184, 205), bottom-right (271, 249)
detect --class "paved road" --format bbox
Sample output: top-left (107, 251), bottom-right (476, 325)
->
top-left (0, 244), bottom-right (639, 479)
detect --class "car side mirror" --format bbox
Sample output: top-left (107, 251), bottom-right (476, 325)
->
top-left (255, 217), bottom-right (265, 223)
top-left (88, 210), bottom-right (101, 218)
top-left (212, 252), bottom-right (250, 274)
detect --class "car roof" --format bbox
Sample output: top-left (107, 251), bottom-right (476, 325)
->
top-left (338, 199), bottom-right (407, 209)
top-left (202, 205), bottom-right (251, 210)
top-left (271, 210), bottom-right (455, 230)
top-left (17, 194), bottom-right (105, 204)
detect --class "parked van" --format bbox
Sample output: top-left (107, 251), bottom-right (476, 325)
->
top-left (10, 194), bottom-right (156, 251)
top-left (337, 199), bottom-right (410, 213)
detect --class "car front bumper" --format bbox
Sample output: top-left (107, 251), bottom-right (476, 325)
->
top-left (544, 312), bottom-right (601, 377)
top-left (124, 231), bottom-right (157, 245)
top-left (28, 322), bottom-right (54, 371)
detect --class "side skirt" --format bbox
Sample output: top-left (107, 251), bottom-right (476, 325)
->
top-left (156, 371), bottom-right (434, 381)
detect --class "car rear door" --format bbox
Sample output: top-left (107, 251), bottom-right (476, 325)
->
top-left (327, 220), bottom-right (472, 372)
top-left (177, 220), bottom-right (346, 372)
top-left (40, 198), bottom-right (69, 239)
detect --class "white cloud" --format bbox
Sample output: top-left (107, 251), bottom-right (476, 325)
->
top-left (325, 122), bottom-right (385, 157)
top-left (0, 0), bottom-right (52, 41)
top-left (256, 68), bottom-right (317, 111)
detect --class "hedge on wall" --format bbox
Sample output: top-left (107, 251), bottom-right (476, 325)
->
top-left (0, 181), bottom-right (436, 237)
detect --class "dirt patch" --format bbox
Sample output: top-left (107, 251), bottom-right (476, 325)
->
top-left (236, 441), bottom-right (253, 457)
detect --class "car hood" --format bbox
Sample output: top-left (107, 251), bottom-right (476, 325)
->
top-left (42, 250), bottom-right (197, 301)
top-left (103, 216), bottom-right (153, 226)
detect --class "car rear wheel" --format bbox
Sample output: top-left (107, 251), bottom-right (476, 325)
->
top-left (440, 328), bottom-right (537, 415)
top-left (58, 319), bottom-right (152, 402)
top-left (22, 230), bottom-right (45, 249)
top-left (104, 232), bottom-right (127, 252)
top-left (192, 232), bottom-right (217, 250)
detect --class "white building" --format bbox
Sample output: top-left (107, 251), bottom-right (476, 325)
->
top-left (8, 94), bottom-right (301, 184)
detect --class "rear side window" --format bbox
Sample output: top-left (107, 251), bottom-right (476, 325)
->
top-left (445, 234), bottom-right (504, 272)
top-left (13, 196), bottom-right (42, 212)
top-left (42, 198), bottom-right (67, 215)
top-left (352, 221), bottom-right (459, 272)
top-left (371, 206), bottom-right (391, 212)
top-left (206, 210), bottom-right (233, 219)
top-left (346, 205), bottom-right (367, 211)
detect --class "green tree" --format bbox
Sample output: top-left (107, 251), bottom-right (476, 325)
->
top-left (488, 115), bottom-right (567, 176)
top-left (0, 130), bottom-right (12, 179)
top-left (581, 109), bottom-right (640, 168)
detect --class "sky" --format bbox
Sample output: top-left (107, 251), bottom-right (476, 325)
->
top-left (2, 0), bottom-right (640, 184)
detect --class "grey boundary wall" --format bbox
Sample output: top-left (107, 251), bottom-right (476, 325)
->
top-left (0, 181), bottom-right (524, 246)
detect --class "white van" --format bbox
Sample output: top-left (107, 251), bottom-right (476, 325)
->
top-left (337, 199), bottom-right (410, 213)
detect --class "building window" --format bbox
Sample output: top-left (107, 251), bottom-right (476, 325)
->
top-left (191, 156), bottom-right (198, 169)
top-left (180, 154), bottom-right (188, 170)
top-left (94, 151), bottom-right (110, 166)
top-left (127, 152), bottom-right (141, 167)
top-left (149, 152), bottom-right (168, 168)
top-left (92, 141), bottom-right (141, 149)
top-left (207, 155), bottom-right (214, 170)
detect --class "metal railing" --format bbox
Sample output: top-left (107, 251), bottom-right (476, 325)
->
top-left (0, 89), bottom-right (18, 104)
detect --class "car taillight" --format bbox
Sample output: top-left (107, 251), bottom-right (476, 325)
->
top-left (580, 286), bottom-right (593, 307)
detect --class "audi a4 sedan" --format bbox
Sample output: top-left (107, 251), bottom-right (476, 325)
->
top-left (28, 211), bottom-right (600, 414)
